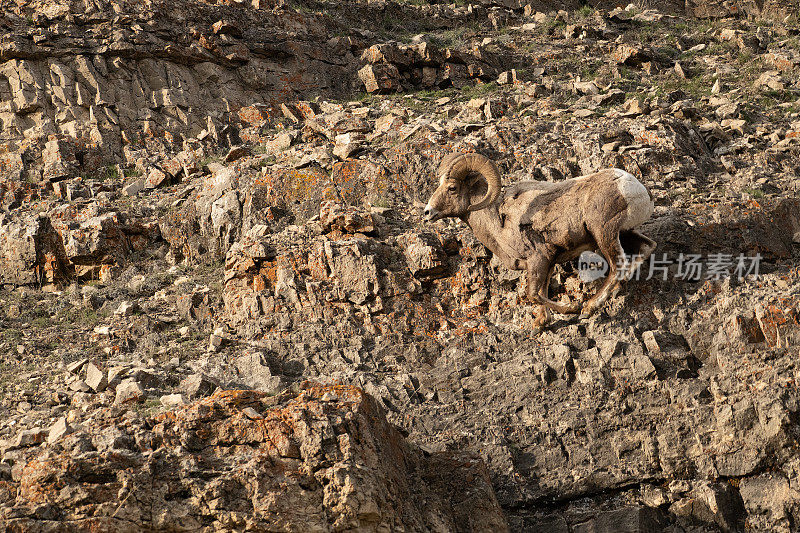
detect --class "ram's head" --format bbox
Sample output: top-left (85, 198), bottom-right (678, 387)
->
top-left (423, 153), bottom-right (502, 222)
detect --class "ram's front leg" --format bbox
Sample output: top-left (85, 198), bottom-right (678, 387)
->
top-left (526, 254), bottom-right (554, 333)
top-left (493, 248), bottom-right (527, 271)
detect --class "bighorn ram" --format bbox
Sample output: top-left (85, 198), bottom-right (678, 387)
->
top-left (423, 152), bottom-right (656, 330)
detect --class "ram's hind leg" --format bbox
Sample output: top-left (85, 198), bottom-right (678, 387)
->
top-left (580, 230), bottom-right (625, 319)
top-left (619, 230), bottom-right (656, 281)
top-left (541, 263), bottom-right (581, 315)
top-left (527, 255), bottom-right (581, 332)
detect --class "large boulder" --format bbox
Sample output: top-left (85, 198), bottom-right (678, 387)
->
top-left (0, 209), bottom-right (160, 287)
top-left (2, 385), bottom-right (508, 532)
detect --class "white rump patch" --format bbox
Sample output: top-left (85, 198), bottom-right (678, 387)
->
top-left (614, 169), bottom-right (653, 230)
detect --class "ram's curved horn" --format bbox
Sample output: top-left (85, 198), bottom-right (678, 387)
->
top-left (437, 152), bottom-right (464, 180)
top-left (447, 153), bottom-right (502, 211)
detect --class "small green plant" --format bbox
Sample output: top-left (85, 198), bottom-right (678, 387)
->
top-left (616, 65), bottom-right (639, 81)
top-left (703, 41), bottom-right (736, 57)
top-left (2, 328), bottom-right (22, 343)
top-left (136, 397), bottom-right (164, 417)
top-left (253, 144), bottom-right (270, 155)
top-left (101, 165), bottom-right (119, 181)
top-left (81, 165), bottom-right (120, 182)
top-left (579, 61), bottom-right (601, 80)
top-left (57, 307), bottom-right (100, 327)
top-left (537, 17), bottom-right (567, 36)
top-left (356, 92), bottom-right (377, 105)
top-left (260, 155), bottom-right (276, 169)
top-left (44, 340), bottom-right (60, 351)
top-left (736, 50), bottom-right (754, 66)
top-left (429, 27), bottom-right (470, 49)
top-left (415, 88), bottom-right (455, 100)
top-left (459, 82), bottom-right (499, 100)
top-left (209, 280), bottom-right (224, 295)
top-left (199, 155), bottom-right (222, 168)
top-left (371, 196), bottom-right (390, 208)
top-left (743, 188), bottom-right (765, 198)
top-left (289, 2), bottom-right (313, 13)
top-left (577, 4), bottom-right (594, 17)
top-left (31, 316), bottom-right (51, 329)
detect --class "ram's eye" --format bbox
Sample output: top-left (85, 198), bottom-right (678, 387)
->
top-left (447, 185), bottom-right (457, 193)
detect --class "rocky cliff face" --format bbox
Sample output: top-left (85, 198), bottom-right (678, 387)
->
top-left (0, 0), bottom-right (357, 182)
top-left (1, 0), bottom-right (800, 532)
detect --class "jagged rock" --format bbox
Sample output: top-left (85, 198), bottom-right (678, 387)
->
top-left (671, 482), bottom-right (746, 531)
top-left (208, 333), bottom-right (223, 352)
top-left (224, 145), bottom-right (251, 163)
top-left (107, 367), bottom-right (128, 389)
top-left (330, 159), bottom-right (392, 206)
top-left (399, 231), bottom-right (447, 280)
top-left (629, 353), bottom-right (657, 380)
top-left (42, 136), bottom-right (79, 182)
top-left (66, 358), bottom-right (89, 375)
top-left (179, 373), bottom-right (219, 399)
top-left (159, 393), bottom-right (186, 408)
top-left (212, 19), bottom-right (242, 37)
top-left (115, 380), bottom-right (144, 404)
top-left (145, 168), bottom-right (169, 189)
top-left (14, 428), bottom-right (48, 448)
top-left (176, 287), bottom-right (213, 324)
top-left (571, 506), bottom-right (668, 533)
top-left (47, 417), bottom-right (71, 444)
top-left (497, 70), bottom-right (518, 85)
top-left (85, 363), bottom-right (107, 392)
top-left (573, 80), bottom-right (599, 95)
top-left (332, 132), bottom-right (364, 159)
top-left (0, 151), bottom-right (25, 182)
top-left (622, 98), bottom-right (649, 117)
top-left (359, 63), bottom-right (402, 93)
top-left (234, 352), bottom-right (283, 393)
top-left (122, 178), bottom-right (145, 197)
top-left (613, 44), bottom-right (649, 66)
top-left (1, 208), bottom-right (160, 287)
top-left (755, 71), bottom-right (785, 91)
top-left (766, 51), bottom-right (799, 73)
top-left (0, 214), bottom-right (65, 286)
top-left (358, 40), bottom-right (497, 92)
top-left (739, 474), bottom-right (800, 532)
top-left (160, 165), bottom-right (244, 263)
top-left (3, 386), bottom-right (508, 532)
top-left (114, 301), bottom-right (138, 316)
top-left (319, 201), bottom-right (375, 235)
top-left (0, 0), bottom-right (360, 180)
